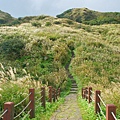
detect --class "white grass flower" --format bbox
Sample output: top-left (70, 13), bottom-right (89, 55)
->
top-left (0, 63), bottom-right (5, 70)
top-left (0, 94), bottom-right (2, 98)
top-left (9, 67), bottom-right (16, 80)
top-left (14, 68), bottom-right (17, 74)
top-left (0, 88), bottom-right (3, 91)
top-left (22, 69), bottom-right (27, 74)
top-left (0, 71), bottom-right (5, 77)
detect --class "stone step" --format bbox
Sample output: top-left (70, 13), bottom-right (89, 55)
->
top-left (71, 83), bottom-right (76, 85)
top-left (72, 87), bottom-right (78, 89)
top-left (71, 88), bottom-right (78, 90)
top-left (70, 91), bottom-right (77, 94)
top-left (72, 85), bottom-right (78, 87)
top-left (71, 81), bottom-right (76, 83)
top-left (72, 82), bottom-right (77, 85)
top-left (71, 84), bottom-right (76, 87)
top-left (70, 90), bottom-right (77, 92)
top-left (70, 80), bottom-right (78, 94)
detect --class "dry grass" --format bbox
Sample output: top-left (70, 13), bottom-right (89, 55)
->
top-left (0, 16), bottom-right (120, 114)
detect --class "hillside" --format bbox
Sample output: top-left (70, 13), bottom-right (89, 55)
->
top-left (57, 8), bottom-right (120, 25)
top-left (0, 10), bottom-right (16, 25)
top-left (0, 12), bottom-right (120, 117)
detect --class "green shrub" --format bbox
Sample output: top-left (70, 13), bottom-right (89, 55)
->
top-left (67, 40), bottom-right (75, 50)
top-left (49, 34), bottom-right (60, 41)
top-left (0, 18), bottom-right (6, 24)
top-left (36, 15), bottom-right (46, 20)
top-left (53, 21), bottom-right (61, 24)
top-left (45, 22), bottom-right (52, 26)
top-left (78, 95), bottom-right (98, 120)
top-left (31, 22), bottom-right (41, 27)
top-left (10, 19), bottom-right (21, 25)
top-left (0, 83), bottom-right (28, 116)
top-left (0, 38), bottom-right (25, 59)
top-left (66, 20), bottom-right (73, 25)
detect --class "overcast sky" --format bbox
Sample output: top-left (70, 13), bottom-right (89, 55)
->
top-left (0, 0), bottom-right (120, 18)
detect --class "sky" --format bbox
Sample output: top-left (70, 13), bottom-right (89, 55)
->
top-left (0, 0), bottom-right (120, 18)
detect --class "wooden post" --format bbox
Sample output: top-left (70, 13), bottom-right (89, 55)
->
top-left (57, 88), bottom-right (60, 97)
top-left (29, 88), bottom-right (35, 118)
top-left (83, 88), bottom-right (85, 99)
top-left (82, 88), bottom-right (84, 99)
top-left (3, 102), bottom-right (14, 120)
top-left (88, 87), bottom-right (92, 103)
top-left (85, 87), bottom-right (88, 100)
top-left (48, 86), bottom-right (52, 103)
top-left (53, 88), bottom-right (56, 102)
top-left (106, 104), bottom-right (116, 120)
top-left (41, 87), bottom-right (45, 108)
top-left (95, 90), bottom-right (101, 114)
top-left (55, 89), bottom-right (58, 101)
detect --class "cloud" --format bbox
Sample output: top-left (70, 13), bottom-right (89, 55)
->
top-left (29, 0), bottom-right (85, 16)
top-left (29, 0), bottom-right (60, 15)
top-left (0, 0), bottom-right (120, 17)
top-left (28, 0), bottom-right (120, 16)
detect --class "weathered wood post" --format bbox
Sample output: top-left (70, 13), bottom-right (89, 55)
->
top-left (88, 87), bottom-right (92, 103)
top-left (106, 104), bottom-right (116, 120)
top-left (57, 88), bottom-right (61, 98)
top-left (3, 102), bottom-right (14, 120)
top-left (83, 88), bottom-right (85, 99)
top-left (53, 88), bottom-right (56, 102)
top-left (41, 87), bottom-right (46, 109)
top-left (29, 88), bottom-right (35, 118)
top-left (95, 90), bottom-right (101, 114)
top-left (48, 86), bottom-right (52, 103)
top-left (82, 88), bottom-right (84, 98)
top-left (85, 87), bottom-right (88, 100)
top-left (55, 89), bottom-right (58, 101)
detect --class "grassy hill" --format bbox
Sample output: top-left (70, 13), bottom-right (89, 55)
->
top-left (57, 8), bottom-right (120, 25)
top-left (0, 9), bottom-right (120, 117)
top-left (0, 10), bottom-right (16, 25)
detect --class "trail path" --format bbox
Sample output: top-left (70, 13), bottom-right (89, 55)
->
top-left (50, 51), bottom-right (82, 120)
top-left (50, 94), bottom-right (82, 120)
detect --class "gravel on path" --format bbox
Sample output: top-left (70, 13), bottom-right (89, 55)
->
top-left (50, 94), bottom-right (82, 120)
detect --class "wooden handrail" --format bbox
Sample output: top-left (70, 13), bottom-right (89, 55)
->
top-left (82, 87), bottom-right (117, 120)
top-left (1, 86), bottom-right (61, 120)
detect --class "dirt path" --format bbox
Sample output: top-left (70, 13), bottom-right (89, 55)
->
top-left (50, 51), bottom-right (82, 120)
top-left (50, 94), bottom-right (82, 120)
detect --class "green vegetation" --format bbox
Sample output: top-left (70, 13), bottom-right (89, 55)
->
top-left (28, 78), bottom-right (71, 120)
top-left (31, 21), bottom-right (41, 27)
top-left (29, 98), bottom-right (65, 120)
top-left (45, 22), bottom-right (52, 26)
top-left (78, 95), bottom-right (97, 120)
top-left (0, 38), bottom-right (25, 59)
top-left (0, 10), bottom-right (15, 25)
top-left (57, 8), bottom-right (120, 25)
top-left (0, 8), bottom-right (120, 119)
top-left (0, 63), bottom-right (71, 119)
top-left (69, 24), bottom-right (120, 118)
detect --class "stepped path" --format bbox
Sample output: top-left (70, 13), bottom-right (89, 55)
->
top-left (50, 52), bottom-right (82, 120)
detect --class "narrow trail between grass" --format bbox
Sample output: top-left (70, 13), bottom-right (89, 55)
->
top-left (50, 51), bottom-right (82, 120)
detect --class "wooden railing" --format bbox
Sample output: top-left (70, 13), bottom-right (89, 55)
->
top-left (82, 87), bottom-right (117, 120)
top-left (0, 86), bottom-right (61, 120)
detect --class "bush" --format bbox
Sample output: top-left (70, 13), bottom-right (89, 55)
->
top-left (67, 40), bottom-right (75, 50)
top-left (53, 21), bottom-right (61, 24)
top-left (31, 22), bottom-right (41, 27)
top-left (45, 22), bottom-right (52, 26)
top-left (10, 20), bottom-right (21, 25)
top-left (0, 18), bottom-right (6, 24)
top-left (66, 20), bottom-right (73, 25)
top-left (36, 15), bottom-right (46, 20)
top-left (0, 38), bottom-right (25, 59)
top-left (49, 34), bottom-right (60, 41)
